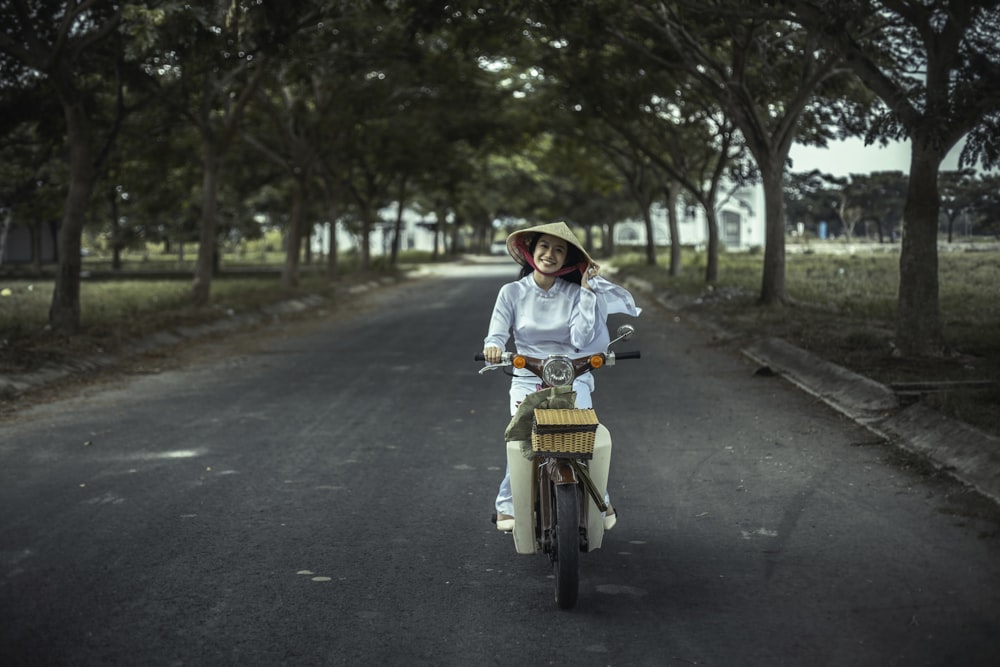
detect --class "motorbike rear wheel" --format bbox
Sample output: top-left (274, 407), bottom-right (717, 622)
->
top-left (553, 483), bottom-right (580, 609)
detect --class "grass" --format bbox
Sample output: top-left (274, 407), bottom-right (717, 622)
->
top-left (0, 245), bottom-right (443, 376)
top-left (1, 274), bottom-right (328, 334)
top-left (0, 273), bottom-right (340, 375)
top-left (613, 242), bottom-right (1000, 438)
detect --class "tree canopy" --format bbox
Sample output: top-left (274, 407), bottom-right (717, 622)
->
top-left (1, 0), bottom-right (998, 359)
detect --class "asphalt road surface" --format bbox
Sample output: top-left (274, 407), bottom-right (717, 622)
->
top-left (2, 261), bottom-right (999, 666)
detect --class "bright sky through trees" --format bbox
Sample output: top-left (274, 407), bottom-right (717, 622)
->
top-left (790, 138), bottom-right (964, 177)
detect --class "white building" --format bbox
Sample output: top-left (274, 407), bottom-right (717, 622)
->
top-left (311, 206), bottom-right (445, 257)
top-left (315, 182), bottom-right (767, 257)
top-left (614, 183), bottom-right (766, 251)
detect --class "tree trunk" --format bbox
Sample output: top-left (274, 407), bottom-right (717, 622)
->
top-left (110, 186), bottom-right (122, 271)
top-left (450, 214), bottom-right (461, 255)
top-left (703, 205), bottom-right (720, 284)
top-left (641, 202), bottom-right (657, 266)
top-left (322, 187), bottom-right (340, 281)
top-left (326, 220), bottom-right (339, 281)
top-left (665, 185), bottom-right (681, 277)
top-left (49, 99), bottom-right (94, 335)
top-left (896, 144), bottom-right (945, 356)
top-left (358, 207), bottom-right (373, 272)
top-left (282, 178), bottom-right (305, 288)
top-left (31, 223), bottom-right (44, 275)
top-left (433, 207), bottom-right (449, 261)
top-left (192, 144), bottom-right (221, 304)
top-left (758, 163), bottom-right (787, 305)
top-left (390, 198), bottom-right (404, 269)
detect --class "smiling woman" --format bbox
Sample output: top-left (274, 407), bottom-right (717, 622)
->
top-left (481, 221), bottom-right (642, 532)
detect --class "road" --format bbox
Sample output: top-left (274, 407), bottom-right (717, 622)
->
top-left (2, 260), bottom-right (998, 666)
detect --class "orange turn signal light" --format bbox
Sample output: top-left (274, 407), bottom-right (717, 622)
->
top-left (589, 355), bottom-right (604, 369)
top-left (512, 355), bottom-right (527, 369)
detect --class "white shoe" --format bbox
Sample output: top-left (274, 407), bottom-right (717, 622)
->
top-left (496, 513), bottom-right (515, 532)
top-left (603, 506), bottom-right (617, 531)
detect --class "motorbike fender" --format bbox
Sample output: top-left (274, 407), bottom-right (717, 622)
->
top-left (585, 424), bottom-right (612, 552)
top-left (506, 441), bottom-right (538, 555)
top-left (547, 459), bottom-right (577, 485)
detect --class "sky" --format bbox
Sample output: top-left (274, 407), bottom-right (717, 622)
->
top-left (788, 137), bottom-right (964, 178)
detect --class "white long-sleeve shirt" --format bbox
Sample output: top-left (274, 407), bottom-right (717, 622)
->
top-left (483, 274), bottom-right (641, 377)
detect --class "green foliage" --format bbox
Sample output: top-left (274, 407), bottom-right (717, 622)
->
top-left (784, 169), bottom-right (909, 241)
top-left (2, 1), bottom-right (997, 354)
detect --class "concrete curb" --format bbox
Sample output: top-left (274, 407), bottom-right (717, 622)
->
top-left (624, 277), bottom-right (1000, 506)
top-left (742, 336), bottom-right (1000, 504)
top-left (742, 337), bottom-right (899, 423)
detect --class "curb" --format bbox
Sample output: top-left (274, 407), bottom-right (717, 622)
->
top-left (624, 276), bottom-right (1000, 506)
top-left (743, 336), bottom-right (1000, 505)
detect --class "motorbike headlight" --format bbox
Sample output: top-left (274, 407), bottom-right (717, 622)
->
top-left (541, 356), bottom-right (575, 386)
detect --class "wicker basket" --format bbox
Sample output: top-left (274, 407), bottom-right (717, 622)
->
top-left (531, 408), bottom-right (599, 459)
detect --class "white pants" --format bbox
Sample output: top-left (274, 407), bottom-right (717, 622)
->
top-left (495, 375), bottom-right (609, 516)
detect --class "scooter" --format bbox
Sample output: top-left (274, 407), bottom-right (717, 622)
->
top-left (477, 325), bottom-right (640, 609)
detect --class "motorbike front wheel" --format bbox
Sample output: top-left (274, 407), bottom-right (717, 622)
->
top-left (552, 483), bottom-right (580, 609)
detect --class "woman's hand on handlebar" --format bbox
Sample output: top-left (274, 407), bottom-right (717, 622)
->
top-left (483, 345), bottom-right (504, 364)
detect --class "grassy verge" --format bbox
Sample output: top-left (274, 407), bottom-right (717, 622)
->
top-left (613, 243), bottom-right (1000, 438)
top-left (0, 249), bottom-right (441, 376)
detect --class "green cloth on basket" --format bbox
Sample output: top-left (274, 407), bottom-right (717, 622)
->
top-left (504, 385), bottom-right (577, 459)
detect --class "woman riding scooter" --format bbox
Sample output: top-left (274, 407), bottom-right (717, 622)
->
top-left (482, 221), bottom-right (641, 532)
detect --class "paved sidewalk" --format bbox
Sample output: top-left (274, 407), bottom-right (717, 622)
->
top-left (625, 277), bottom-right (1000, 506)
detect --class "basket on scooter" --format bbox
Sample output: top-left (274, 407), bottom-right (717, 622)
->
top-left (531, 408), bottom-right (599, 459)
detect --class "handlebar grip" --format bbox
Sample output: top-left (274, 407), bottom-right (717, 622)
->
top-left (616, 350), bottom-right (641, 360)
top-left (474, 353), bottom-right (485, 361)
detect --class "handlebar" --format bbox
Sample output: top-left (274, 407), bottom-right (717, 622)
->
top-left (477, 325), bottom-right (639, 378)
top-left (475, 351), bottom-right (640, 362)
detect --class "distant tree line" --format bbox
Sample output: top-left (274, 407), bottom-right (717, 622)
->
top-left (1, 1), bottom-right (998, 358)
top-left (785, 169), bottom-right (1000, 242)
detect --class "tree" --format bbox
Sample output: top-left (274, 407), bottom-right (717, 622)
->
top-left (242, 62), bottom-right (326, 288)
top-left (134, 2), bottom-right (318, 302)
top-left (939, 169), bottom-right (981, 242)
top-left (109, 103), bottom-right (203, 258)
top-left (526, 7), bottom-right (736, 279)
top-left (529, 134), bottom-right (636, 260)
top-left (0, 2), bottom-right (125, 333)
top-left (856, 171), bottom-right (908, 243)
top-left (615, 1), bottom-right (862, 305)
top-left (624, 101), bottom-right (747, 283)
top-left (784, 0), bottom-right (1000, 355)
top-left (784, 169), bottom-right (909, 241)
top-left (966, 174), bottom-right (1000, 237)
top-left (0, 97), bottom-right (62, 274)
